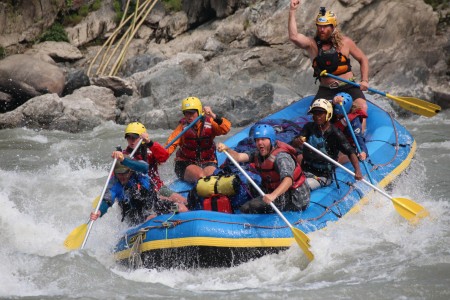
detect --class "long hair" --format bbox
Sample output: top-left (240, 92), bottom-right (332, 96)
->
top-left (331, 27), bottom-right (344, 50)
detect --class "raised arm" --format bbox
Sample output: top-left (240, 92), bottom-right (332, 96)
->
top-left (288, 0), bottom-right (315, 57)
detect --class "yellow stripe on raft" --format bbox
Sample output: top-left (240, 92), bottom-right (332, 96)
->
top-left (115, 237), bottom-right (294, 260)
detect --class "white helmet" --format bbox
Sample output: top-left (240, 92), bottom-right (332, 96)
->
top-left (308, 98), bottom-right (333, 121)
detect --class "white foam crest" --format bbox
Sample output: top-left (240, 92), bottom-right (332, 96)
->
top-left (0, 249), bottom-right (43, 297)
top-left (419, 140), bottom-right (450, 150)
top-left (0, 156), bottom-right (116, 257)
top-left (0, 189), bottom-right (64, 256)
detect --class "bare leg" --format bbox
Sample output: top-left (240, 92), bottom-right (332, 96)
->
top-left (354, 97), bottom-right (367, 133)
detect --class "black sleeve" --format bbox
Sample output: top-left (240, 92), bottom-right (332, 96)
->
top-left (214, 115), bottom-right (223, 125)
top-left (332, 125), bottom-right (356, 156)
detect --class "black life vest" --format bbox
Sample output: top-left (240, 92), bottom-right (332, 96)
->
top-left (312, 37), bottom-right (351, 78)
top-left (302, 127), bottom-right (334, 176)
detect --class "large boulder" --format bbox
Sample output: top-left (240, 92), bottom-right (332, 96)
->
top-left (0, 86), bottom-right (116, 132)
top-left (0, 54), bottom-right (65, 112)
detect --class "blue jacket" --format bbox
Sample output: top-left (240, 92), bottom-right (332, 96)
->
top-left (99, 172), bottom-right (157, 226)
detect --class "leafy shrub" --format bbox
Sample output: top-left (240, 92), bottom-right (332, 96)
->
top-left (161, 0), bottom-right (182, 12)
top-left (38, 23), bottom-right (70, 43)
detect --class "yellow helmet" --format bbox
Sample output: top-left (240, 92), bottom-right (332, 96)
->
top-left (308, 98), bottom-right (333, 121)
top-left (124, 122), bottom-right (146, 137)
top-left (316, 7), bottom-right (337, 28)
top-left (181, 97), bottom-right (203, 115)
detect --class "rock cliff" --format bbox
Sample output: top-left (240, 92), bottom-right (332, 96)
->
top-left (0, 0), bottom-right (448, 131)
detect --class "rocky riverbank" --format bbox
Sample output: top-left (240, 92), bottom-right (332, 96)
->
top-left (0, 0), bottom-right (449, 132)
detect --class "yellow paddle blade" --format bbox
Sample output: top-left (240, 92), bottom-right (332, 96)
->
top-left (391, 197), bottom-right (429, 223)
top-left (387, 94), bottom-right (441, 118)
top-left (400, 96), bottom-right (442, 112)
top-left (91, 195), bottom-right (101, 209)
top-left (292, 227), bottom-right (314, 261)
top-left (64, 223), bottom-right (88, 250)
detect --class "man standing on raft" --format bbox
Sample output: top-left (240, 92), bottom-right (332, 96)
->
top-left (288, 0), bottom-right (370, 125)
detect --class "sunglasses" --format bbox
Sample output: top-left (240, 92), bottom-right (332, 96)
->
top-left (125, 134), bottom-right (139, 140)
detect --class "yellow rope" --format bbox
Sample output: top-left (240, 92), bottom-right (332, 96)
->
top-left (87, 0), bottom-right (157, 77)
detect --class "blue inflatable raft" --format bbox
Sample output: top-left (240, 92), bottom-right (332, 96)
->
top-left (113, 96), bottom-right (416, 268)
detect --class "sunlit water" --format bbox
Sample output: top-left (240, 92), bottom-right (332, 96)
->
top-left (1, 99), bottom-right (449, 299)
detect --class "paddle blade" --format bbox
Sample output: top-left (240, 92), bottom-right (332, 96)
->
top-left (387, 94), bottom-right (441, 117)
top-left (292, 227), bottom-right (314, 261)
top-left (392, 197), bottom-right (429, 223)
top-left (64, 223), bottom-right (88, 250)
top-left (91, 195), bottom-right (101, 209)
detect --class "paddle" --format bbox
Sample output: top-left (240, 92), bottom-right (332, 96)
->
top-left (165, 115), bottom-right (203, 149)
top-left (302, 141), bottom-right (429, 222)
top-left (340, 103), bottom-right (375, 184)
top-left (64, 141), bottom-right (143, 250)
top-left (320, 71), bottom-right (441, 118)
top-left (222, 149), bottom-right (314, 261)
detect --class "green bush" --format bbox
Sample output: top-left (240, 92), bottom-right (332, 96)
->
top-left (38, 23), bottom-right (70, 43)
top-left (0, 47), bottom-right (5, 59)
top-left (61, 0), bottom-right (103, 26)
top-left (162, 0), bottom-right (182, 12)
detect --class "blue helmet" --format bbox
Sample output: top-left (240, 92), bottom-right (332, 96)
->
top-left (334, 92), bottom-right (353, 115)
top-left (253, 124), bottom-right (276, 146)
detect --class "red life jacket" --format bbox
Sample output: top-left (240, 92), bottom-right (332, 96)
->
top-left (333, 109), bottom-right (368, 145)
top-left (254, 141), bottom-right (306, 192)
top-left (312, 38), bottom-right (351, 78)
top-left (176, 116), bottom-right (216, 163)
top-left (334, 109), bottom-right (368, 131)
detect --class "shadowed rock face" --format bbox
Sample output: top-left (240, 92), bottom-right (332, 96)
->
top-left (0, 0), bottom-right (448, 132)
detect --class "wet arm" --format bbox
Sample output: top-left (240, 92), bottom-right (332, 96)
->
top-left (122, 157), bottom-right (148, 173)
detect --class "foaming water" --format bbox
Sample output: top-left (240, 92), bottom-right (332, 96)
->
top-left (0, 112), bottom-right (449, 299)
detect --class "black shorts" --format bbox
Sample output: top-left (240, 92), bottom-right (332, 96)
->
top-left (174, 160), bottom-right (217, 179)
top-left (313, 84), bottom-right (366, 102)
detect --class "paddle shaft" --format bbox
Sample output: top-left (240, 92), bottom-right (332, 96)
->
top-left (341, 106), bottom-right (375, 183)
top-left (165, 115), bottom-right (203, 149)
top-left (303, 142), bottom-right (395, 202)
top-left (81, 157), bottom-right (118, 249)
top-left (223, 150), bottom-right (294, 229)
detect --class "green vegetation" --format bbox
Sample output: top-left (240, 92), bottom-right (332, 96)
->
top-left (61, 0), bottom-right (102, 26)
top-left (0, 47), bottom-right (5, 59)
top-left (38, 23), bottom-right (70, 43)
top-left (113, 0), bottom-right (145, 24)
top-left (161, 0), bottom-right (182, 12)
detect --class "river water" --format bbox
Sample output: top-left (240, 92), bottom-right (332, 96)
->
top-left (1, 99), bottom-right (449, 299)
